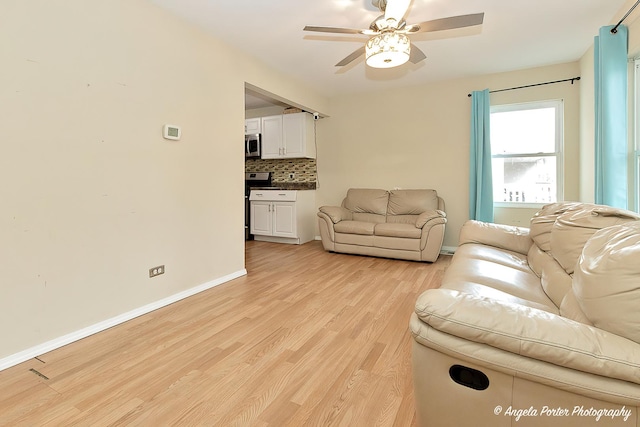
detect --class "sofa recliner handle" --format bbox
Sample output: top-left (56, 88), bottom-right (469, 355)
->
top-left (449, 364), bottom-right (490, 391)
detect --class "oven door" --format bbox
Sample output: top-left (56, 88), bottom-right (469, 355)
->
top-left (245, 134), bottom-right (261, 158)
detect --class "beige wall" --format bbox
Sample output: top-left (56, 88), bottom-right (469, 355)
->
top-left (0, 0), bottom-right (327, 363)
top-left (317, 62), bottom-right (581, 247)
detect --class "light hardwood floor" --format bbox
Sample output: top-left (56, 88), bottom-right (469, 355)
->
top-left (0, 241), bottom-right (450, 426)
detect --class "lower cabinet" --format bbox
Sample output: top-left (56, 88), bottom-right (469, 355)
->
top-left (249, 190), bottom-right (315, 244)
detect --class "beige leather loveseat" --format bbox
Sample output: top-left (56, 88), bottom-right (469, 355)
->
top-left (317, 188), bottom-right (446, 262)
top-left (410, 202), bottom-right (640, 426)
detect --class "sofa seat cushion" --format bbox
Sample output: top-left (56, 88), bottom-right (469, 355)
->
top-left (334, 220), bottom-right (375, 235)
top-left (374, 222), bottom-right (421, 239)
top-left (443, 244), bottom-right (557, 311)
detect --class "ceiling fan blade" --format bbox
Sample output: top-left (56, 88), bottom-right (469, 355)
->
top-left (406, 12), bottom-right (484, 33)
top-left (409, 45), bottom-right (426, 64)
top-left (384, 0), bottom-right (411, 23)
top-left (304, 25), bottom-right (365, 35)
top-left (336, 46), bottom-right (366, 66)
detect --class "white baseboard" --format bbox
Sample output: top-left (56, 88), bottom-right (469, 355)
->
top-left (0, 269), bottom-right (247, 372)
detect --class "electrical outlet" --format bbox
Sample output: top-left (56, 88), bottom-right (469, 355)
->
top-left (289, 173), bottom-right (295, 179)
top-left (149, 265), bottom-right (165, 278)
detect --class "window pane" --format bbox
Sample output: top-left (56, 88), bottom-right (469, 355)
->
top-left (492, 156), bottom-right (557, 203)
top-left (491, 108), bottom-right (556, 154)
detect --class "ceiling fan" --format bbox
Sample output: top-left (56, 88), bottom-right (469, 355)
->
top-left (303, 0), bottom-right (484, 69)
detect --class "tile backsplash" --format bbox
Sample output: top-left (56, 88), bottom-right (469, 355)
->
top-left (245, 158), bottom-right (317, 184)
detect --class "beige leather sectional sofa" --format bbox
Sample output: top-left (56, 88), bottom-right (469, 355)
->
top-left (410, 202), bottom-right (640, 426)
top-left (317, 188), bottom-right (447, 262)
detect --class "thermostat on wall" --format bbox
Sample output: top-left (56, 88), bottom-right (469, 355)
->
top-left (163, 124), bottom-right (181, 140)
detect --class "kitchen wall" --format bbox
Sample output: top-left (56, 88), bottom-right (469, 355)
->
top-left (317, 61), bottom-right (581, 248)
top-left (0, 0), bottom-right (328, 366)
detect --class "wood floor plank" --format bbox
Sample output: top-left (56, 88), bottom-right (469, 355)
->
top-left (0, 241), bottom-right (450, 426)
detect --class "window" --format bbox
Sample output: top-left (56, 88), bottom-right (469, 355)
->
top-left (490, 100), bottom-right (563, 207)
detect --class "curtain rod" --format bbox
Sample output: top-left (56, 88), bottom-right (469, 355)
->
top-left (466, 77), bottom-right (581, 97)
top-left (612, 0), bottom-right (640, 34)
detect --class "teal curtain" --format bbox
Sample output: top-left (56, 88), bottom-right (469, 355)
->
top-left (595, 25), bottom-right (628, 209)
top-left (469, 89), bottom-right (494, 222)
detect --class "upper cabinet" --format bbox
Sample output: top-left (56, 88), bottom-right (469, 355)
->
top-left (261, 115), bottom-right (283, 158)
top-left (244, 118), bottom-right (261, 135)
top-left (261, 113), bottom-right (316, 159)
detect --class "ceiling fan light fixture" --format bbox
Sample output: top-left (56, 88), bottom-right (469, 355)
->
top-left (365, 32), bottom-right (410, 68)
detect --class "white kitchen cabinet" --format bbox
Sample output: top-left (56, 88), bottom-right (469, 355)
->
top-left (244, 118), bottom-right (261, 134)
top-left (260, 115), bottom-right (283, 159)
top-left (249, 201), bottom-right (273, 235)
top-left (260, 113), bottom-right (315, 159)
top-left (249, 190), bottom-right (315, 244)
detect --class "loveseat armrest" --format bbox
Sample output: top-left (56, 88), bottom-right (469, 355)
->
top-left (318, 205), bottom-right (353, 223)
top-left (459, 220), bottom-right (532, 255)
top-left (412, 289), bottom-right (640, 386)
top-left (415, 209), bottom-right (447, 228)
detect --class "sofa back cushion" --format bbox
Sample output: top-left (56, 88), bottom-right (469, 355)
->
top-left (528, 202), bottom-right (639, 306)
top-left (573, 222), bottom-right (640, 344)
top-left (529, 202), bottom-right (582, 252)
top-left (342, 188), bottom-right (389, 223)
top-left (528, 245), bottom-right (572, 308)
top-left (550, 205), bottom-right (640, 274)
top-left (387, 190), bottom-right (438, 214)
top-left (386, 189), bottom-right (439, 225)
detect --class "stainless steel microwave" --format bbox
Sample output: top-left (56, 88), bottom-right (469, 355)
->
top-left (245, 134), bottom-right (261, 158)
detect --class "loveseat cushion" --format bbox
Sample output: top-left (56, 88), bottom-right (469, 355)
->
top-left (343, 188), bottom-right (389, 215)
top-left (550, 205), bottom-right (640, 274)
top-left (374, 222), bottom-right (421, 239)
top-left (334, 220), bottom-right (375, 236)
top-left (573, 222), bottom-right (640, 344)
top-left (387, 189), bottom-right (438, 214)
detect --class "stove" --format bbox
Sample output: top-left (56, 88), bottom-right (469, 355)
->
top-left (245, 172), bottom-right (272, 195)
top-left (245, 172), bottom-right (272, 240)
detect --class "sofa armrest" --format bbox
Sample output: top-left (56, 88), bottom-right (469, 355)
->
top-left (415, 210), bottom-right (447, 228)
top-left (318, 206), bottom-right (352, 223)
top-left (459, 220), bottom-right (532, 255)
top-left (413, 289), bottom-right (640, 386)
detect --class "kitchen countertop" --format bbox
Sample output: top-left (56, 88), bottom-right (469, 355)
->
top-left (250, 182), bottom-right (316, 190)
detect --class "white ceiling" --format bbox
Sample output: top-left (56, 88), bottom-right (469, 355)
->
top-left (150, 0), bottom-right (628, 107)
